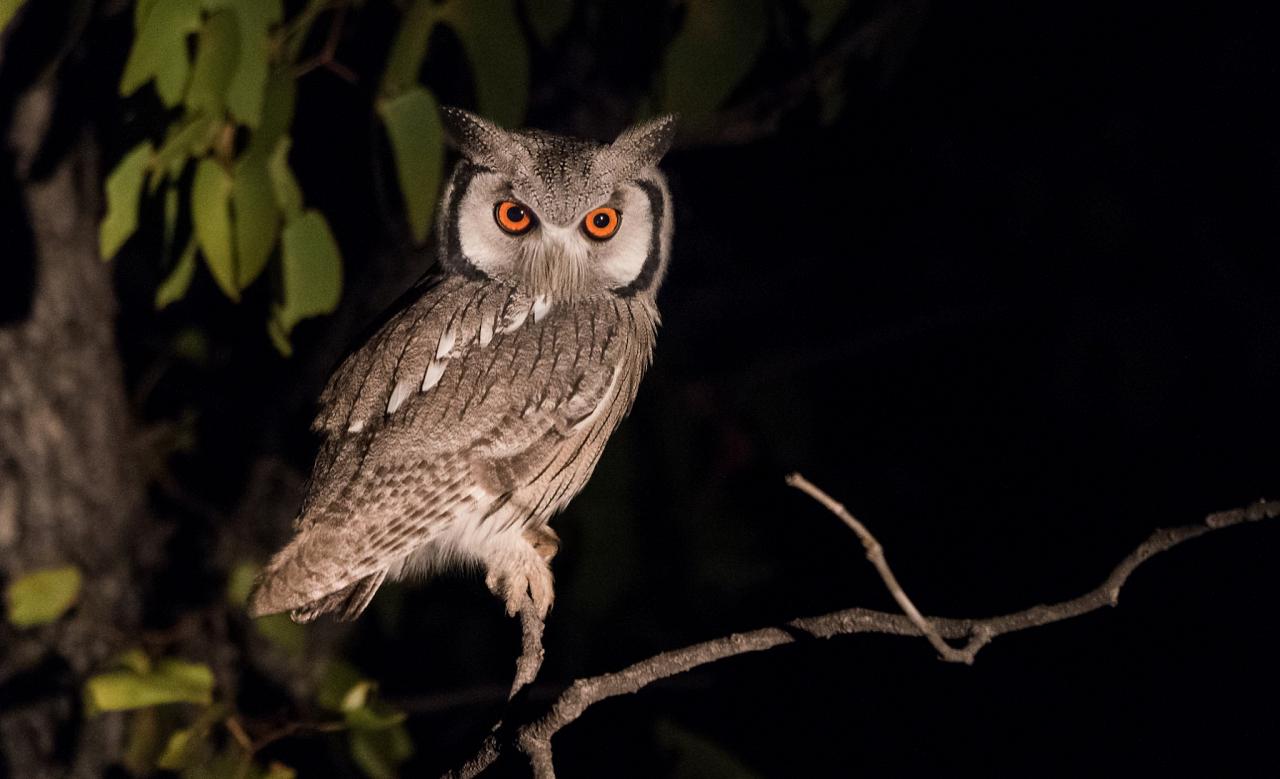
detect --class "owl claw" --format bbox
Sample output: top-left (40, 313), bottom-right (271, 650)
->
top-left (485, 556), bottom-right (554, 620)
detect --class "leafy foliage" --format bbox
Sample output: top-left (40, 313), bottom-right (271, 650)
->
top-left (101, 0), bottom-right (537, 354)
top-left (105, 0), bottom-right (352, 354)
top-left (318, 661), bottom-right (414, 779)
top-left (4, 565), bottom-right (82, 627)
top-left (101, 0), bottom-right (845, 356)
top-left (84, 652), bottom-right (215, 712)
top-left (100, 142), bottom-right (154, 260)
top-left (378, 87), bottom-right (445, 244)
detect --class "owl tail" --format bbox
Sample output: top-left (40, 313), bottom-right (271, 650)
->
top-left (247, 559), bottom-right (386, 624)
top-left (289, 570), bottom-right (386, 623)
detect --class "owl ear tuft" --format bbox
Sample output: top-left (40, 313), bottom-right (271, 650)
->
top-left (610, 114), bottom-right (678, 171)
top-left (440, 106), bottom-right (516, 166)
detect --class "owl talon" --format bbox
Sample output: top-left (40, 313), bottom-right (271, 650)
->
top-left (485, 553), bottom-right (554, 620)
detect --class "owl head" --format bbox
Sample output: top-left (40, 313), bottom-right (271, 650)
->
top-left (436, 108), bottom-right (677, 304)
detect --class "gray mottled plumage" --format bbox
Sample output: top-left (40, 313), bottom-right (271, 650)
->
top-left (248, 109), bottom-right (676, 623)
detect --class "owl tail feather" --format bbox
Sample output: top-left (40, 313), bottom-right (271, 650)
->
top-left (289, 570), bottom-right (386, 623)
top-left (247, 566), bottom-right (386, 624)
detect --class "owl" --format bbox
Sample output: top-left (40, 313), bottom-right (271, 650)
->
top-left (247, 109), bottom-right (677, 623)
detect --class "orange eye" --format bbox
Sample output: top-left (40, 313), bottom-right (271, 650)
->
top-left (582, 207), bottom-right (621, 240)
top-left (494, 200), bottom-right (536, 235)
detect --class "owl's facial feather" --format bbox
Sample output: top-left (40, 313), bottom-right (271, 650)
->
top-left (438, 110), bottom-right (674, 302)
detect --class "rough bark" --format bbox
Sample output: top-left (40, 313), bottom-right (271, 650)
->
top-left (0, 72), bottom-right (146, 777)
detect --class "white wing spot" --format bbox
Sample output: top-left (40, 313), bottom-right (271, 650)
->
top-left (421, 359), bottom-right (448, 392)
top-left (500, 302), bottom-right (531, 334)
top-left (348, 419), bottom-right (365, 433)
top-left (435, 328), bottom-right (457, 359)
top-left (479, 314), bottom-right (495, 347)
top-left (386, 379), bottom-right (414, 414)
top-left (532, 295), bottom-right (553, 322)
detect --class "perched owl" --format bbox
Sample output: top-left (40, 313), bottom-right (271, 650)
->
top-left (247, 109), bottom-right (676, 624)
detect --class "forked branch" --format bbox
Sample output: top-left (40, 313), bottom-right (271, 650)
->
top-left (447, 477), bottom-right (1277, 778)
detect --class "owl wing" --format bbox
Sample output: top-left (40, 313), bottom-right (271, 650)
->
top-left (248, 279), bottom-right (648, 618)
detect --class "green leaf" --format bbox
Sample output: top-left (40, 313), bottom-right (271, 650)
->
top-left (348, 724), bottom-right (413, 779)
top-left (316, 660), bottom-right (365, 712)
top-left (120, 0), bottom-right (200, 100)
top-left (85, 658), bottom-right (215, 712)
top-left (340, 680), bottom-right (375, 713)
top-left (192, 159), bottom-right (239, 300)
top-left (232, 154), bottom-right (281, 288)
top-left (523, 0), bottom-right (573, 46)
top-left (274, 210), bottom-right (343, 336)
top-left (800, 0), bottom-right (849, 45)
top-left (439, 0), bottom-right (529, 126)
top-left (4, 565), bottom-right (82, 627)
top-left (155, 30), bottom-right (193, 107)
top-left (662, 0), bottom-right (768, 121)
top-left (150, 114), bottom-right (218, 192)
top-left (378, 86), bottom-right (444, 244)
top-left (134, 0), bottom-right (159, 30)
top-left (224, 0), bottom-right (283, 127)
top-left (266, 138), bottom-right (303, 220)
top-left (155, 702), bottom-right (225, 771)
top-left (156, 237), bottom-right (199, 309)
top-left (248, 71), bottom-right (297, 157)
top-left (1, 0), bottom-right (27, 32)
top-left (157, 726), bottom-right (205, 770)
top-left (123, 708), bottom-right (164, 776)
top-left (226, 562), bottom-right (257, 606)
top-left (187, 11), bottom-right (241, 116)
top-left (100, 142), bottom-right (154, 260)
top-left (380, 0), bottom-right (441, 97)
top-left (345, 703), bottom-right (407, 732)
top-left (113, 648), bottom-right (153, 675)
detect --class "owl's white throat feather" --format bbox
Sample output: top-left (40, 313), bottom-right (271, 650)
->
top-left (517, 226), bottom-right (591, 304)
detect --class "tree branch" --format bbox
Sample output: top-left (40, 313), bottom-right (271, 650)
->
top-left (510, 600), bottom-right (546, 700)
top-left (785, 472), bottom-right (990, 662)
top-left (446, 479), bottom-right (1277, 778)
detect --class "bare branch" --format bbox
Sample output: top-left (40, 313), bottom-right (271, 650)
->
top-left (785, 472), bottom-right (987, 663)
top-left (446, 484), bottom-right (1276, 777)
top-left (510, 600), bottom-right (547, 699)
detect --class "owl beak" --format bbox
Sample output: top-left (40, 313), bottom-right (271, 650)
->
top-left (518, 223), bottom-right (590, 301)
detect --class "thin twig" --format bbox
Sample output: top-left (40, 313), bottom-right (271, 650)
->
top-left (785, 472), bottom-right (982, 662)
top-left (244, 719), bottom-right (348, 755)
top-left (446, 484), bottom-right (1277, 777)
top-left (293, 6), bottom-right (356, 83)
top-left (224, 716), bottom-right (254, 753)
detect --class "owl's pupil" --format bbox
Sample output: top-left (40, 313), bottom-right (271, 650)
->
top-left (592, 212), bottom-right (611, 228)
top-left (506, 205), bottom-right (526, 222)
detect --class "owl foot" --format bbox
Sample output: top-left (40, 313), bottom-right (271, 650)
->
top-left (484, 538), bottom-right (555, 619)
top-left (524, 524), bottom-right (560, 563)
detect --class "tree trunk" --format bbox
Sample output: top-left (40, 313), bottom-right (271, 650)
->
top-left (0, 72), bottom-right (146, 777)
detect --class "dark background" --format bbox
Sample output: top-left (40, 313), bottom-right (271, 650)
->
top-left (6, 0), bottom-right (1280, 776)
